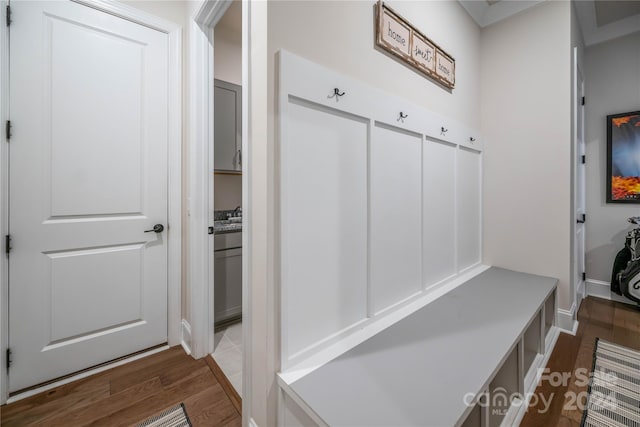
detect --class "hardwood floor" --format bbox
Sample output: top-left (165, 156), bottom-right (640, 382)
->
top-left (0, 346), bottom-right (241, 427)
top-left (521, 296), bottom-right (640, 427)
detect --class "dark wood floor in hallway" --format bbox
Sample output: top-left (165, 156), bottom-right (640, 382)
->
top-left (0, 346), bottom-right (241, 427)
top-left (521, 296), bottom-right (640, 427)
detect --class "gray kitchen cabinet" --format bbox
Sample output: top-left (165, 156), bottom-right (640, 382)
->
top-left (214, 79), bottom-right (242, 172)
top-left (214, 232), bottom-right (242, 322)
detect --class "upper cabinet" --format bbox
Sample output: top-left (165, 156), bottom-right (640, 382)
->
top-left (214, 79), bottom-right (242, 172)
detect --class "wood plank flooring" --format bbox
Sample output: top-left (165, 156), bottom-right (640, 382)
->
top-left (0, 346), bottom-right (241, 427)
top-left (521, 296), bottom-right (640, 426)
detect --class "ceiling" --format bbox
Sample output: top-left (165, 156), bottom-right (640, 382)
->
top-left (459, 0), bottom-right (640, 46)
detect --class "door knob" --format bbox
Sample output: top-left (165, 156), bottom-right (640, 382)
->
top-left (144, 224), bottom-right (164, 233)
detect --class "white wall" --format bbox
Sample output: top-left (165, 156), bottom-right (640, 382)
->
top-left (214, 173), bottom-right (242, 210)
top-left (251, 2), bottom-right (482, 426)
top-left (268, 0), bottom-right (482, 128)
top-left (584, 31), bottom-right (640, 284)
top-left (214, 5), bottom-right (242, 86)
top-left (481, 1), bottom-right (573, 311)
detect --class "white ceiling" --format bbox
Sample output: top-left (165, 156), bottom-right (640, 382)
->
top-left (575, 0), bottom-right (640, 46)
top-left (459, 0), bottom-right (640, 46)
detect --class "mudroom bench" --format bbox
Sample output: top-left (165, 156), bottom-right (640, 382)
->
top-left (277, 267), bottom-right (559, 427)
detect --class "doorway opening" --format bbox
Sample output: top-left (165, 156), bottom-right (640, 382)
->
top-left (210, 0), bottom-right (243, 399)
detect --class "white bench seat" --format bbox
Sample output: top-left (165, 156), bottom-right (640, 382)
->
top-left (279, 267), bottom-right (558, 427)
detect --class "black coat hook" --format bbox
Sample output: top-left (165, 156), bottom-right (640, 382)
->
top-left (470, 137), bottom-right (476, 142)
top-left (329, 88), bottom-right (346, 100)
top-left (398, 112), bottom-right (408, 122)
top-left (441, 127), bottom-right (448, 135)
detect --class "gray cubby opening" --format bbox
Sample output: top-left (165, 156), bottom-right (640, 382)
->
top-left (489, 345), bottom-right (519, 427)
top-left (523, 311), bottom-right (542, 375)
top-left (460, 403), bottom-right (483, 427)
top-left (544, 292), bottom-right (555, 338)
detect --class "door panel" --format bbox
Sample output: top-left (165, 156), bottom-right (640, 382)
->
top-left (48, 14), bottom-right (145, 216)
top-left (9, 1), bottom-right (169, 392)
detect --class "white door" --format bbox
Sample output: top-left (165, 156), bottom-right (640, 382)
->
top-left (8, 0), bottom-right (169, 392)
top-left (575, 66), bottom-right (586, 303)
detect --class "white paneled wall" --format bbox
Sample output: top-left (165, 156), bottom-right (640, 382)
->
top-left (370, 124), bottom-right (423, 315)
top-left (284, 99), bottom-right (369, 358)
top-left (423, 138), bottom-right (457, 285)
top-left (457, 148), bottom-right (483, 272)
top-left (279, 51), bottom-right (483, 368)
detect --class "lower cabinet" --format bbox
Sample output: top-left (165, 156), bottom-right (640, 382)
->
top-left (214, 246), bottom-right (242, 322)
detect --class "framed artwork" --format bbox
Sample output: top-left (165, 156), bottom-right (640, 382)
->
top-left (375, 1), bottom-right (455, 89)
top-left (607, 111), bottom-right (640, 203)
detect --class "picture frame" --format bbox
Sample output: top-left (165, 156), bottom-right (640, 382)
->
top-left (607, 110), bottom-right (640, 203)
top-left (375, 1), bottom-right (455, 89)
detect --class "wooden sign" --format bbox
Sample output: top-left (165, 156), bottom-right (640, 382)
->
top-left (376, 1), bottom-right (455, 89)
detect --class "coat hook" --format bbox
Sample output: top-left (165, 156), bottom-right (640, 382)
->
top-left (470, 137), bottom-right (476, 142)
top-left (441, 127), bottom-right (448, 135)
top-left (398, 112), bottom-right (408, 122)
top-left (328, 88), bottom-right (346, 100)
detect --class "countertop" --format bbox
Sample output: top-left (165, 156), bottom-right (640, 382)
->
top-left (213, 220), bottom-right (242, 234)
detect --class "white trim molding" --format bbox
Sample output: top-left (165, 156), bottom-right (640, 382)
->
top-left (0, 0), bottom-right (182, 404)
top-left (557, 303), bottom-right (579, 335)
top-left (0, 0), bottom-right (9, 405)
top-left (188, 0), bottom-right (231, 361)
top-left (586, 278), bottom-right (637, 305)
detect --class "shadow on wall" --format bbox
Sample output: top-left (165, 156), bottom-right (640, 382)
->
top-left (587, 224), bottom-right (634, 283)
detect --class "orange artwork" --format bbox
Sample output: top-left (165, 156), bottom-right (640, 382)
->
top-left (612, 176), bottom-right (640, 200)
top-left (612, 115), bottom-right (639, 127)
top-left (608, 111), bottom-right (640, 203)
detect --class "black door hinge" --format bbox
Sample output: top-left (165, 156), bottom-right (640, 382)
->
top-left (581, 96), bottom-right (585, 106)
top-left (5, 234), bottom-right (11, 255)
top-left (5, 120), bottom-right (11, 142)
top-left (5, 5), bottom-right (11, 27)
top-left (577, 214), bottom-right (586, 224)
top-left (582, 272), bottom-right (586, 281)
top-left (208, 226), bottom-right (214, 235)
top-left (6, 348), bottom-right (11, 370)
top-left (581, 155), bottom-right (585, 164)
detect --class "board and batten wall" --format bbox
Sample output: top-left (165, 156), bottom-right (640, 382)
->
top-left (584, 32), bottom-right (640, 297)
top-left (480, 1), bottom-right (573, 312)
top-left (279, 51), bottom-right (482, 368)
top-left (247, 2), bottom-right (484, 426)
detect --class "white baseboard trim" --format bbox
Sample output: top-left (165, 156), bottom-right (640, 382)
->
top-left (557, 303), bottom-right (578, 335)
top-left (586, 278), bottom-right (636, 305)
top-left (182, 319), bottom-right (192, 355)
top-left (6, 345), bottom-right (170, 404)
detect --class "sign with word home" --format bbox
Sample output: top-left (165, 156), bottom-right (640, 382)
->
top-left (376, 2), bottom-right (455, 89)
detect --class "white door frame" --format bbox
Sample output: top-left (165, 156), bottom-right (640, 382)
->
top-left (572, 46), bottom-right (586, 310)
top-left (188, 1), bottom-right (252, 426)
top-left (0, 0), bottom-right (182, 404)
